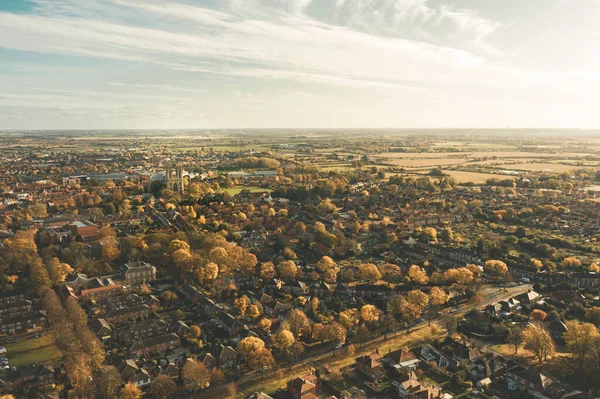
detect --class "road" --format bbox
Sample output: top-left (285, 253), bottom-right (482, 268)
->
top-left (196, 283), bottom-right (533, 399)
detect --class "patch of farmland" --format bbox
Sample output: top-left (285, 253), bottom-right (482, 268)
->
top-left (445, 171), bottom-right (514, 184)
top-left (496, 163), bottom-right (593, 173)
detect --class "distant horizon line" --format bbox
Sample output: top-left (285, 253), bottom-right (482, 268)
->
top-left (1, 127), bottom-right (599, 132)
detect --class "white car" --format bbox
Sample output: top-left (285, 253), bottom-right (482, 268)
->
top-left (0, 364), bottom-right (9, 371)
top-left (0, 346), bottom-right (5, 355)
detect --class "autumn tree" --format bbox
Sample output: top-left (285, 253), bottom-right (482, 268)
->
top-left (248, 304), bottom-right (261, 319)
top-left (190, 325), bottom-right (202, 339)
top-left (585, 307), bottom-right (600, 326)
top-left (359, 263), bottom-right (381, 284)
top-left (483, 260), bottom-right (508, 278)
top-left (504, 325), bottom-right (523, 355)
top-left (531, 309), bottom-right (547, 322)
top-left (360, 304), bottom-right (381, 326)
top-left (237, 337), bottom-right (275, 372)
top-left (407, 265), bottom-right (429, 285)
top-left (399, 300), bottom-right (421, 331)
top-left (277, 260), bottom-right (298, 282)
top-left (271, 329), bottom-right (295, 355)
top-left (522, 324), bottom-right (555, 363)
top-left (440, 314), bottom-right (458, 334)
top-left (288, 309), bottom-right (311, 337)
top-left (234, 297), bottom-right (249, 317)
top-left (407, 290), bottom-right (429, 311)
top-left (428, 287), bottom-right (449, 324)
top-left (45, 257), bottom-right (73, 285)
top-left (316, 256), bottom-right (340, 283)
top-left (259, 262), bottom-right (276, 279)
top-left (101, 236), bottom-right (121, 262)
top-left (339, 309), bottom-right (360, 330)
top-left (564, 321), bottom-right (599, 371)
top-left (560, 257), bottom-right (582, 270)
top-left (183, 359), bottom-right (210, 390)
top-left (148, 375), bottom-right (177, 399)
top-left (327, 322), bottom-right (347, 346)
top-left (260, 318), bottom-right (272, 333)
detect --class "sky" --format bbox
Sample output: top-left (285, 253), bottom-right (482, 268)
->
top-left (0, 0), bottom-right (599, 130)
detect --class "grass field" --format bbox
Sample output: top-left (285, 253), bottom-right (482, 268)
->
top-left (497, 162), bottom-right (592, 173)
top-left (384, 158), bottom-right (468, 167)
top-left (221, 186), bottom-right (272, 196)
top-left (6, 332), bottom-right (62, 368)
top-left (445, 170), bottom-right (514, 183)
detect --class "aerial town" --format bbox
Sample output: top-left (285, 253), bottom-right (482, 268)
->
top-left (1, 130), bottom-right (600, 399)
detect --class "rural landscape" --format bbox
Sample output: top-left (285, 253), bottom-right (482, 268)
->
top-left (0, 129), bottom-right (600, 399)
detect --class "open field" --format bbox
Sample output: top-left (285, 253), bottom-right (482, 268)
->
top-left (6, 332), bottom-right (62, 368)
top-left (221, 186), bottom-right (272, 196)
top-left (444, 170), bottom-right (514, 183)
top-left (384, 158), bottom-right (469, 167)
top-left (497, 162), bottom-right (593, 173)
top-left (383, 151), bottom-right (597, 159)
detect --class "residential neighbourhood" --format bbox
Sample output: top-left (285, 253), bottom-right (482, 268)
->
top-left (2, 132), bottom-right (600, 399)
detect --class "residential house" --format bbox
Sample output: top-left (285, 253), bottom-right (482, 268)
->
top-left (116, 319), bottom-right (169, 343)
top-left (311, 282), bottom-right (334, 297)
top-left (181, 285), bottom-right (203, 304)
top-left (386, 349), bottom-right (420, 373)
top-left (106, 304), bottom-right (151, 324)
top-left (88, 318), bottom-right (113, 340)
top-left (199, 353), bottom-right (217, 371)
top-left (213, 344), bottom-right (238, 369)
top-left (248, 393), bottom-right (274, 399)
top-left (283, 281), bottom-right (308, 296)
top-left (515, 291), bottom-right (541, 306)
top-left (392, 374), bottom-right (448, 399)
top-left (351, 285), bottom-right (392, 299)
top-left (0, 291), bottom-right (26, 305)
top-left (0, 311), bottom-right (48, 334)
top-left (172, 320), bottom-right (191, 337)
top-left (129, 333), bottom-right (180, 356)
top-left (464, 310), bottom-right (492, 334)
top-left (263, 300), bottom-right (292, 318)
top-left (499, 298), bottom-right (521, 313)
top-left (0, 300), bottom-right (32, 317)
top-left (215, 311), bottom-right (247, 336)
top-left (287, 374), bottom-right (319, 399)
top-left (0, 365), bottom-right (55, 394)
top-left (419, 345), bottom-right (452, 370)
top-left (119, 360), bottom-right (153, 388)
top-left (121, 261), bottom-right (156, 285)
top-left (505, 366), bottom-right (558, 397)
top-left (355, 352), bottom-right (386, 382)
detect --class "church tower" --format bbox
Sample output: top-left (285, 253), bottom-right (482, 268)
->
top-left (175, 163), bottom-right (184, 195)
top-left (165, 164), bottom-right (173, 191)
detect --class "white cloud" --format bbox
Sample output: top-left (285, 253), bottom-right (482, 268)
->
top-left (0, 0), bottom-right (598, 129)
top-left (437, 5), bottom-right (501, 40)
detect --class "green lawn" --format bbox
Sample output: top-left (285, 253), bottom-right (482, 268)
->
top-left (6, 332), bottom-right (62, 368)
top-left (221, 186), bottom-right (272, 196)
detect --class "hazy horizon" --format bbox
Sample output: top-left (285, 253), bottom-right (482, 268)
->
top-left (1, 0), bottom-right (599, 130)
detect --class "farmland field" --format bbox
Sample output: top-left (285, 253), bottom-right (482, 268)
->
top-left (383, 158), bottom-right (469, 167)
top-left (497, 163), bottom-right (593, 173)
top-left (444, 170), bottom-right (514, 183)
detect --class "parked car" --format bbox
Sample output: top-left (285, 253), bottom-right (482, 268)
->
top-left (324, 365), bottom-right (332, 373)
top-left (335, 343), bottom-right (343, 349)
top-left (449, 309), bottom-right (457, 314)
top-left (0, 346), bottom-right (5, 354)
